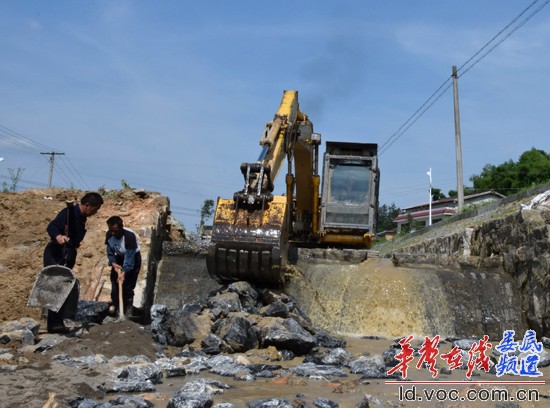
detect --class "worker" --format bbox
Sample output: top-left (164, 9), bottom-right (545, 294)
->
top-left (43, 191), bottom-right (104, 333)
top-left (105, 215), bottom-right (141, 317)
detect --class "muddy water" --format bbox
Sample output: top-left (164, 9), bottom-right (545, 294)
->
top-left (285, 257), bottom-right (526, 339)
top-left (148, 335), bottom-right (550, 408)
top-left (152, 254), bottom-right (537, 407)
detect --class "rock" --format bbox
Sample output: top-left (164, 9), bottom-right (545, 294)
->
top-left (76, 300), bottom-right (109, 325)
top-left (260, 300), bottom-right (289, 318)
top-left (167, 391), bottom-right (213, 408)
top-left (161, 306), bottom-right (213, 347)
top-left (110, 396), bottom-right (155, 407)
top-left (207, 292), bottom-right (243, 314)
top-left (357, 394), bottom-right (384, 408)
top-left (258, 317), bottom-right (316, 355)
top-left (539, 350), bottom-right (550, 368)
top-left (213, 315), bottom-right (259, 352)
top-left (349, 355), bottom-right (390, 379)
top-left (313, 397), bottom-right (339, 408)
top-left (154, 356), bottom-right (190, 377)
top-left (103, 379), bottom-right (156, 393)
top-left (291, 362), bottom-right (347, 380)
top-left (115, 362), bottom-right (163, 384)
top-left (226, 281), bottom-right (259, 312)
top-left (177, 378), bottom-right (231, 394)
top-left (248, 399), bottom-right (294, 408)
top-left (0, 317), bottom-right (40, 345)
top-left (201, 333), bottom-right (225, 355)
top-left (0, 317), bottom-right (41, 336)
top-left (315, 330), bottom-right (346, 348)
top-left (304, 347), bottom-right (352, 366)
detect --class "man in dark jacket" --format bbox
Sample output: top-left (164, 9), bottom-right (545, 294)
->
top-left (43, 191), bottom-right (103, 333)
top-left (105, 215), bottom-right (141, 317)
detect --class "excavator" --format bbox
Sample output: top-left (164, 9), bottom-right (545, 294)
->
top-left (206, 90), bottom-right (380, 286)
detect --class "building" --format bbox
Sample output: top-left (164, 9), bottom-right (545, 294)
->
top-left (393, 190), bottom-right (505, 233)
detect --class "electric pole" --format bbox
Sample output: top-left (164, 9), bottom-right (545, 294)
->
top-left (41, 152), bottom-right (64, 188)
top-left (452, 66), bottom-right (464, 212)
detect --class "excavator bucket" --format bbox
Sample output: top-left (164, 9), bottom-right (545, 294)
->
top-left (206, 196), bottom-right (288, 286)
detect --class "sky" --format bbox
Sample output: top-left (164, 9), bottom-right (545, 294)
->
top-left (1, 1), bottom-right (549, 230)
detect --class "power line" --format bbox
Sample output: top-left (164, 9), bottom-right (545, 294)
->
top-left (0, 124), bottom-right (57, 153)
top-left (460, 0), bottom-right (550, 76)
top-left (378, 0), bottom-right (550, 156)
top-left (60, 156), bottom-right (90, 190)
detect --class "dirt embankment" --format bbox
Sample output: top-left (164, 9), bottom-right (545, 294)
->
top-left (0, 188), bottom-right (177, 323)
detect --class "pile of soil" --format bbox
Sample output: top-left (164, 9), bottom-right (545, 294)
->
top-left (0, 188), bottom-right (173, 322)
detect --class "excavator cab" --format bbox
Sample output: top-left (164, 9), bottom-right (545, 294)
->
top-left (319, 142), bottom-right (379, 247)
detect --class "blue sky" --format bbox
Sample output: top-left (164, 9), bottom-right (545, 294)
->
top-left (1, 1), bottom-right (549, 230)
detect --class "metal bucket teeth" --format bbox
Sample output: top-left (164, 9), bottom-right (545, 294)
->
top-left (207, 243), bottom-right (282, 286)
top-left (206, 196), bottom-right (288, 286)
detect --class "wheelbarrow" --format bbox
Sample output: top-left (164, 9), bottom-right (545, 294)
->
top-left (28, 265), bottom-right (80, 316)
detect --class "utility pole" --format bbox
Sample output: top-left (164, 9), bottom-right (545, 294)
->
top-left (40, 152), bottom-right (64, 188)
top-left (427, 167), bottom-right (432, 226)
top-left (452, 65), bottom-right (464, 212)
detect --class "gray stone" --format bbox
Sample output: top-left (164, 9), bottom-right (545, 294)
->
top-left (178, 378), bottom-right (231, 394)
top-left (313, 398), bottom-right (339, 408)
top-left (76, 300), bottom-right (110, 325)
top-left (115, 362), bottom-right (163, 384)
top-left (260, 301), bottom-right (289, 318)
top-left (161, 308), bottom-right (211, 347)
top-left (260, 317), bottom-right (316, 355)
top-left (248, 399), bottom-right (294, 408)
top-left (291, 362), bottom-right (347, 379)
top-left (207, 292), bottom-right (242, 314)
top-left (214, 315), bottom-right (258, 352)
top-left (104, 379), bottom-right (156, 393)
top-left (167, 391), bottom-right (213, 408)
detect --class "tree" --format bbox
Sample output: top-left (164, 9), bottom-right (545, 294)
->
top-left (448, 186), bottom-right (475, 197)
top-left (377, 202), bottom-right (400, 232)
top-left (469, 148), bottom-right (550, 196)
top-left (3, 168), bottom-right (25, 192)
top-left (431, 188), bottom-right (445, 201)
top-left (199, 199), bottom-right (215, 234)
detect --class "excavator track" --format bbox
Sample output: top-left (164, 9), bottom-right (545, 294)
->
top-left (206, 196), bottom-right (288, 286)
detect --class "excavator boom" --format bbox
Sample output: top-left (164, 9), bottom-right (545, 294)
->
top-left (207, 90), bottom-right (313, 286)
top-left (207, 90), bottom-right (379, 286)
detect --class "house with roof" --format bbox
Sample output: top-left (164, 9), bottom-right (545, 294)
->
top-left (393, 190), bottom-right (505, 233)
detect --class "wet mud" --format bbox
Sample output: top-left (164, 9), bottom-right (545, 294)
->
top-left (285, 257), bottom-right (526, 339)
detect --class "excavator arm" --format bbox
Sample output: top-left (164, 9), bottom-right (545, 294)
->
top-left (207, 90), bottom-right (318, 286)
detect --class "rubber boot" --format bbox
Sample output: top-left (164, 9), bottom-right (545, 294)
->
top-left (47, 310), bottom-right (71, 334)
top-left (123, 297), bottom-right (134, 318)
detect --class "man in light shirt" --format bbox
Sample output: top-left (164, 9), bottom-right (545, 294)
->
top-left (105, 215), bottom-right (141, 317)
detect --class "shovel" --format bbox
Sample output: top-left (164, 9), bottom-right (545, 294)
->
top-left (117, 278), bottom-right (125, 321)
top-left (116, 266), bottom-right (125, 322)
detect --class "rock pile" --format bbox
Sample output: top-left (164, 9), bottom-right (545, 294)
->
top-left (151, 280), bottom-right (342, 357)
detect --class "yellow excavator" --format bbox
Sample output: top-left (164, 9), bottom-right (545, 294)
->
top-left (206, 90), bottom-right (380, 285)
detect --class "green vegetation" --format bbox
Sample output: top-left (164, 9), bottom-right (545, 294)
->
top-left (376, 147), bottom-right (550, 233)
top-left (120, 179), bottom-right (133, 190)
top-left (377, 202), bottom-right (400, 232)
top-left (198, 198), bottom-right (215, 234)
top-left (470, 148), bottom-right (550, 196)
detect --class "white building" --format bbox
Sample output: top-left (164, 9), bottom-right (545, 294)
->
top-left (393, 190), bottom-right (505, 233)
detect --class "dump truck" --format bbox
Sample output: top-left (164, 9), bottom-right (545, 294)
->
top-left (206, 90), bottom-right (379, 285)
